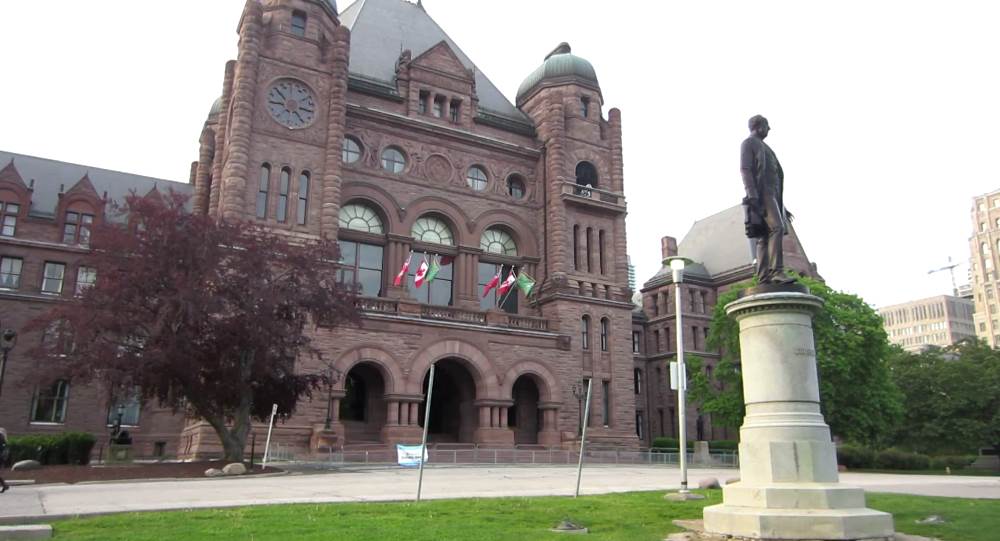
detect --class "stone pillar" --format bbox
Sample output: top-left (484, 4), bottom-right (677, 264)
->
top-left (387, 400), bottom-right (399, 425)
top-left (703, 290), bottom-right (893, 540)
top-left (490, 407), bottom-right (499, 428)
top-left (330, 398), bottom-right (341, 423)
top-left (479, 406), bottom-right (491, 428)
top-left (193, 129), bottom-right (214, 215)
top-left (386, 237), bottom-right (412, 299)
top-left (409, 402), bottom-right (419, 426)
top-left (499, 407), bottom-right (508, 428)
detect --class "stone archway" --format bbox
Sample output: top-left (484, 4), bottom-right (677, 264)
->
top-left (510, 375), bottom-right (542, 445)
top-left (419, 358), bottom-right (478, 443)
top-left (339, 362), bottom-right (387, 443)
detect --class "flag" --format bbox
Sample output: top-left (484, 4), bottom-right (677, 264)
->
top-left (393, 252), bottom-right (412, 287)
top-left (516, 272), bottom-right (536, 296)
top-left (424, 255), bottom-right (441, 284)
top-left (414, 257), bottom-right (430, 288)
top-left (498, 271), bottom-right (517, 296)
top-left (482, 266), bottom-right (502, 297)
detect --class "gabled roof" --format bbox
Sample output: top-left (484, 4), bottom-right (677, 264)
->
top-left (0, 151), bottom-right (190, 219)
top-left (339, 0), bottom-right (529, 122)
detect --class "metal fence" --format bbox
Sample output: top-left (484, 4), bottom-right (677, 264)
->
top-left (265, 443), bottom-right (738, 469)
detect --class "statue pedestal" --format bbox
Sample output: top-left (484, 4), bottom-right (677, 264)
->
top-left (703, 291), bottom-right (893, 540)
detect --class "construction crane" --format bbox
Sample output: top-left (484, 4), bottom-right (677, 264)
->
top-left (928, 256), bottom-right (959, 296)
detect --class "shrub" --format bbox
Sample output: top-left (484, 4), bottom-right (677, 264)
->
top-left (710, 440), bottom-right (739, 451)
top-left (837, 444), bottom-right (875, 469)
top-left (874, 448), bottom-right (931, 470)
top-left (7, 432), bottom-right (97, 465)
top-left (929, 455), bottom-right (976, 470)
top-left (651, 437), bottom-right (692, 450)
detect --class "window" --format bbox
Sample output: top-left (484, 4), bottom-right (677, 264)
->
top-left (575, 161), bottom-right (598, 189)
top-left (297, 171), bottom-right (310, 225)
top-left (339, 203), bottom-right (384, 234)
top-left (581, 315), bottom-right (590, 350)
top-left (381, 147), bottom-right (406, 174)
top-left (407, 251), bottom-right (453, 306)
top-left (107, 388), bottom-right (141, 427)
top-left (342, 137), bottom-right (362, 164)
top-left (75, 266), bottom-right (96, 294)
top-left (42, 262), bottom-right (66, 294)
top-left (450, 99), bottom-right (461, 122)
top-left (277, 168), bottom-right (291, 222)
top-left (982, 223), bottom-right (988, 232)
top-left (466, 166), bottom-right (488, 191)
top-left (1, 201), bottom-right (19, 236)
top-left (602, 380), bottom-right (610, 426)
top-left (30, 380), bottom-right (70, 424)
top-left (479, 263), bottom-right (517, 313)
top-left (0, 256), bottom-right (22, 289)
top-left (653, 329), bottom-right (660, 352)
top-left (507, 175), bottom-right (526, 199)
top-left (600, 317), bottom-right (609, 351)
top-left (581, 97), bottom-right (590, 118)
top-left (598, 230), bottom-right (606, 274)
top-left (634, 368), bottom-right (642, 394)
top-left (573, 225), bottom-right (580, 270)
top-left (632, 331), bottom-right (641, 353)
top-left (586, 227), bottom-right (593, 272)
top-left (257, 164), bottom-right (270, 218)
top-left (432, 96), bottom-right (444, 118)
top-left (411, 215), bottom-right (454, 245)
top-left (290, 10), bottom-right (307, 36)
top-left (62, 211), bottom-right (94, 245)
top-left (418, 91), bottom-right (429, 114)
top-left (665, 327), bottom-right (671, 351)
top-left (338, 240), bottom-right (384, 297)
top-left (636, 411), bottom-right (644, 439)
top-left (480, 228), bottom-right (517, 255)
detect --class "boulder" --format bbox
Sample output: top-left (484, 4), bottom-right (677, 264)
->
top-left (204, 468), bottom-right (224, 477)
top-left (222, 462), bottom-right (247, 476)
top-left (697, 477), bottom-right (720, 489)
top-left (11, 460), bottom-right (41, 471)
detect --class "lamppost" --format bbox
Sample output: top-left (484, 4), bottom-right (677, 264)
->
top-left (324, 365), bottom-right (343, 430)
top-left (0, 326), bottom-right (17, 400)
top-left (664, 256), bottom-right (702, 500)
top-left (111, 403), bottom-right (125, 444)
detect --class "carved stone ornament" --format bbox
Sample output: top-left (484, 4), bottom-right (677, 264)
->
top-left (424, 154), bottom-right (453, 183)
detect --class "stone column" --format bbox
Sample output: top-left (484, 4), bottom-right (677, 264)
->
top-left (479, 406), bottom-right (491, 428)
top-left (499, 407), bottom-right (508, 428)
top-left (409, 403), bottom-right (419, 426)
top-left (703, 290), bottom-right (893, 540)
top-left (386, 400), bottom-right (399, 425)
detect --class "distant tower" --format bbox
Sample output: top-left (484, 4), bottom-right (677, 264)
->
top-left (627, 255), bottom-right (636, 292)
top-left (969, 189), bottom-right (1000, 346)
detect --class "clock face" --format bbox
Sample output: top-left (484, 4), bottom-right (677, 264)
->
top-left (266, 79), bottom-right (316, 129)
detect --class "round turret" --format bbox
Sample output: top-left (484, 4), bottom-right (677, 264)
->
top-left (516, 42), bottom-right (599, 105)
top-left (208, 96), bottom-right (223, 117)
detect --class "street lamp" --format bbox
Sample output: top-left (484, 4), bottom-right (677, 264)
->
top-left (0, 326), bottom-right (17, 400)
top-left (324, 365), bottom-right (343, 430)
top-left (664, 256), bottom-right (699, 499)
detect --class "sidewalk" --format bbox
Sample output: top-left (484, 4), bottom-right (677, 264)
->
top-left (1, 465), bottom-right (998, 523)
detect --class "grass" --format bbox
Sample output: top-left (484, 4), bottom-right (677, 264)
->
top-left (47, 490), bottom-right (1000, 541)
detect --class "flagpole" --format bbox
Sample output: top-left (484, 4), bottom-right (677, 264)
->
top-left (496, 268), bottom-right (517, 309)
top-left (574, 378), bottom-right (593, 498)
top-left (416, 362), bottom-right (436, 502)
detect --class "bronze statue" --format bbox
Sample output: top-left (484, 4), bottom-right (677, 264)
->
top-left (740, 115), bottom-right (793, 284)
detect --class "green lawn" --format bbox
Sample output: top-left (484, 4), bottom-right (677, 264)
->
top-left (48, 491), bottom-right (999, 541)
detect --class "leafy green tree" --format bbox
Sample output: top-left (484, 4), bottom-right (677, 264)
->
top-left (691, 275), bottom-right (903, 446)
top-left (888, 340), bottom-right (1000, 458)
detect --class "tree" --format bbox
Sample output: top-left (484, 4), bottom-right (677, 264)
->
top-left (691, 275), bottom-right (903, 446)
top-left (28, 192), bottom-right (358, 461)
top-left (888, 340), bottom-right (1000, 459)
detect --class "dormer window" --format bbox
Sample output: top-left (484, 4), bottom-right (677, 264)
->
top-left (432, 96), bottom-right (445, 118)
top-left (1, 200), bottom-right (19, 236)
top-left (450, 99), bottom-right (461, 122)
top-left (291, 10), bottom-right (307, 37)
top-left (63, 211), bottom-right (94, 245)
top-left (418, 91), bottom-right (430, 114)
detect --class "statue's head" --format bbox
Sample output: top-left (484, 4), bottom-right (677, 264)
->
top-left (749, 115), bottom-right (770, 139)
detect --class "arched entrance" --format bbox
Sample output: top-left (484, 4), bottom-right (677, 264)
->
top-left (419, 358), bottom-right (477, 443)
top-left (510, 375), bottom-right (541, 444)
top-left (339, 362), bottom-right (387, 443)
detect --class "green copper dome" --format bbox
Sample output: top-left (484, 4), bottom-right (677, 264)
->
top-left (208, 96), bottom-right (223, 117)
top-left (516, 43), bottom-right (599, 104)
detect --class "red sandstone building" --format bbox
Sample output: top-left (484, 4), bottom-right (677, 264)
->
top-left (0, 0), bottom-right (821, 457)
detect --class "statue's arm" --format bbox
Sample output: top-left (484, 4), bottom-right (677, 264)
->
top-left (740, 139), bottom-right (760, 200)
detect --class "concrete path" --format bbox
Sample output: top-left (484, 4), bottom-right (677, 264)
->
top-left (1, 465), bottom-right (997, 523)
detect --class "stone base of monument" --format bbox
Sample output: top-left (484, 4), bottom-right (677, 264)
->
top-left (701, 290), bottom-right (893, 540)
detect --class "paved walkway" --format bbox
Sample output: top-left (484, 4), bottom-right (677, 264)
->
top-left (1, 465), bottom-right (998, 523)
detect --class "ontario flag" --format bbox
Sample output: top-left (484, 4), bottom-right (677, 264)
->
top-left (413, 257), bottom-right (430, 288)
top-left (497, 270), bottom-right (517, 297)
top-left (393, 252), bottom-right (412, 287)
top-left (482, 265), bottom-right (502, 297)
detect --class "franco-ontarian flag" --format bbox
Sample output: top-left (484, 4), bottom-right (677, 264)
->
top-left (516, 273), bottom-right (536, 296)
top-left (424, 255), bottom-right (441, 284)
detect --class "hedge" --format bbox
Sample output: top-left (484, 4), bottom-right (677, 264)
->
top-left (874, 448), bottom-right (931, 470)
top-left (6, 432), bottom-right (96, 465)
top-left (651, 438), bottom-right (738, 451)
top-left (836, 444), bottom-right (876, 469)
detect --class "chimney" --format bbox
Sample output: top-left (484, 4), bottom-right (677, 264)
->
top-left (661, 236), bottom-right (678, 260)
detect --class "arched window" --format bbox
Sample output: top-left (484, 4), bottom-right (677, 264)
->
top-left (507, 174), bottom-right (526, 199)
top-left (381, 147), bottom-right (406, 174)
top-left (338, 203), bottom-right (384, 234)
top-left (575, 161), bottom-right (598, 188)
top-left (291, 10), bottom-right (307, 36)
top-left (581, 97), bottom-right (590, 118)
top-left (467, 166), bottom-right (488, 191)
top-left (411, 215), bottom-right (454, 246)
top-left (297, 171), bottom-right (310, 225)
top-left (277, 167), bottom-right (291, 222)
top-left (342, 136), bottom-right (362, 164)
top-left (256, 164), bottom-right (270, 219)
top-left (581, 315), bottom-right (591, 350)
top-left (600, 317), bottom-right (609, 351)
top-left (480, 228), bottom-right (517, 256)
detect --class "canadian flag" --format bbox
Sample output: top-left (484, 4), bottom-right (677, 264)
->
top-left (497, 271), bottom-right (517, 297)
top-left (482, 266), bottom-right (502, 297)
top-left (413, 258), bottom-right (430, 288)
top-left (393, 252), bottom-right (412, 287)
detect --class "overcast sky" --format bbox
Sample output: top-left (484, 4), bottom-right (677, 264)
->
top-left (1, 0), bottom-right (996, 308)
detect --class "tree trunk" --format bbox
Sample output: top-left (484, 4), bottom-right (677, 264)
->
top-left (204, 414), bottom-right (249, 463)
